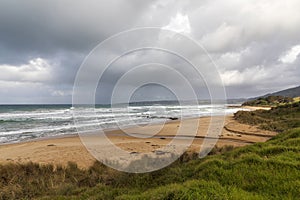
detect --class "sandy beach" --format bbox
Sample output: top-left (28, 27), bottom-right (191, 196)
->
top-left (0, 108), bottom-right (276, 169)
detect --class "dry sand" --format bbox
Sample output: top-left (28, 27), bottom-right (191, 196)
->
top-left (241, 106), bottom-right (271, 111)
top-left (0, 109), bottom-right (276, 169)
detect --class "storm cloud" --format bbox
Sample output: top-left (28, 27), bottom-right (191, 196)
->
top-left (0, 0), bottom-right (300, 103)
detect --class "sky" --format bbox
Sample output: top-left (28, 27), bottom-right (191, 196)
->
top-left (0, 0), bottom-right (300, 104)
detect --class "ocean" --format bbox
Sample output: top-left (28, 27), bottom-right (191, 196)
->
top-left (0, 102), bottom-right (244, 144)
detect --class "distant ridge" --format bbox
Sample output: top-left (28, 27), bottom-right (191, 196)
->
top-left (260, 85), bottom-right (300, 98)
top-left (243, 85), bottom-right (300, 106)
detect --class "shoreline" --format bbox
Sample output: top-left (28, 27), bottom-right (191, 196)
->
top-left (0, 106), bottom-right (275, 168)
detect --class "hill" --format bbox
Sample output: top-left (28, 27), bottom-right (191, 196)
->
top-left (261, 85), bottom-right (300, 98)
top-left (243, 85), bottom-right (300, 107)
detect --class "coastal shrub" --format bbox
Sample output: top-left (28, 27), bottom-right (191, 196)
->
top-left (209, 145), bottom-right (235, 155)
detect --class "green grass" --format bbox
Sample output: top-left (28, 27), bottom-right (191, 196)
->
top-left (1, 104), bottom-right (300, 199)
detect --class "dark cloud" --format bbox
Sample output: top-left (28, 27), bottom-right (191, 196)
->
top-left (0, 0), bottom-right (153, 63)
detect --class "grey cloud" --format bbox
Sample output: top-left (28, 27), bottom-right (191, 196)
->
top-left (0, 0), bottom-right (153, 64)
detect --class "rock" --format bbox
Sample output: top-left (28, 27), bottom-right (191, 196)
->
top-left (169, 117), bottom-right (178, 120)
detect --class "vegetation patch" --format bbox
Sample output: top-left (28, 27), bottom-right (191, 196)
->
top-left (235, 101), bottom-right (300, 132)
